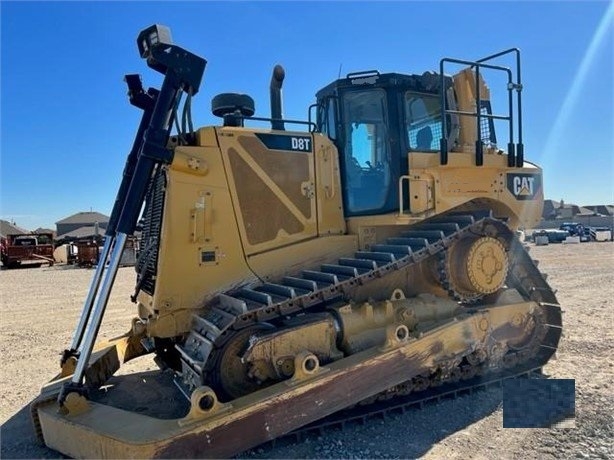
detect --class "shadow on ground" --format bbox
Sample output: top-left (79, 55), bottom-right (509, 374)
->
top-left (241, 386), bottom-right (504, 459)
top-left (1, 405), bottom-right (65, 459)
top-left (2, 374), bottom-right (503, 460)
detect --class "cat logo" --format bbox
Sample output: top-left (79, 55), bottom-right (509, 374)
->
top-left (506, 173), bottom-right (542, 201)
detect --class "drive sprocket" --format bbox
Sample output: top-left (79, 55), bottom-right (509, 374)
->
top-left (439, 235), bottom-right (509, 302)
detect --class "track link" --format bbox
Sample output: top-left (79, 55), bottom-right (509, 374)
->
top-left (176, 211), bottom-right (562, 402)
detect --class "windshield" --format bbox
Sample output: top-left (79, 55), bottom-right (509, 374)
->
top-left (341, 89), bottom-right (391, 214)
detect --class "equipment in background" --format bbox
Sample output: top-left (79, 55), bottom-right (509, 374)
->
top-left (0, 233), bottom-right (54, 268)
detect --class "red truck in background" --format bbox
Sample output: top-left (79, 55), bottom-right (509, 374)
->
top-left (0, 233), bottom-right (55, 268)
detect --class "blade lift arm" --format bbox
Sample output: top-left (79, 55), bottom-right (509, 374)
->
top-left (60, 75), bottom-right (158, 368)
top-left (58, 25), bottom-right (206, 405)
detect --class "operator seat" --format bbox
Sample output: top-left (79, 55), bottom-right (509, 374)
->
top-left (416, 126), bottom-right (433, 150)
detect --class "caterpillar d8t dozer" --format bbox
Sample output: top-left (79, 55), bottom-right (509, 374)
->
top-left (32, 25), bottom-right (562, 458)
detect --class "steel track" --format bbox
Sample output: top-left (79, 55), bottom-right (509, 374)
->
top-left (177, 211), bottom-right (562, 399)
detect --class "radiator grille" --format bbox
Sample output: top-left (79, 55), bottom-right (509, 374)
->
top-left (136, 167), bottom-right (167, 296)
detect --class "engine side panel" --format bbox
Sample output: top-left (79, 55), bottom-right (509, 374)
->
top-left (138, 128), bottom-right (352, 338)
top-left (137, 136), bottom-right (257, 338)
top-left (217, 128), bottom-right (318, 255)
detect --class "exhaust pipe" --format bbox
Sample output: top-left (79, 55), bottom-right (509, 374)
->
top-left (270, 64), bottom-right (285, 130)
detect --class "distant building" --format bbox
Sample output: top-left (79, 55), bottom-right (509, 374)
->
top-left (541, 200), bottom-right (596, 220)
top-left (33, 227), bottom-right (57, 239)
top-left (0, 219), bottom-right (29, 238)
top-left (53, 212), bottom-right (138, 267)
top-left (583, 205), bottom-right (614, 217)
top-left (537, 199), bottom-right (614, 231)
top-left (56, 211), bottom-right (109, 241)
top-left (542, 200), bottom-right (557, 220)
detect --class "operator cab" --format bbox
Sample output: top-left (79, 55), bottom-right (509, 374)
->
top-left (315, 71), bottom-right (459, 217)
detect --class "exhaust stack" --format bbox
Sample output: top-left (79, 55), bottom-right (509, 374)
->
top-left (270, 64), bottom-right (285, 130)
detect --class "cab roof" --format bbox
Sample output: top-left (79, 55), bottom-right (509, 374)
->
top-left (315, 71), bottom-right (453, 99)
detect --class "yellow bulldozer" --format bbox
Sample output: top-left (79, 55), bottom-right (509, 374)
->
top-left (32, 25), bottom-right (562, 458)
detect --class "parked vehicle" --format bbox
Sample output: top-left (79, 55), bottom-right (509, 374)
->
top-left (0, 233), bottom-right (55, 268)
top-left (75, 240), bottom-right (101, 267)
top-left (532, 229), bottom-right (569, 243)
top-left (559, 222), bottom-right (586, 237)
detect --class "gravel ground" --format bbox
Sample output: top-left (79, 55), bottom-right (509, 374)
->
top-left (0, 241), bottom-right (612, 459)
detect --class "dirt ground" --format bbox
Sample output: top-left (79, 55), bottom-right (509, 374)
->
top-left (0, 241), bottom-right (612, 459)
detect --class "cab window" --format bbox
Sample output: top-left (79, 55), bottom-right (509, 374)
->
top-left (318, 97), bottom-right (337, 140)
top-left (405, 93), bottom-right (441, 151)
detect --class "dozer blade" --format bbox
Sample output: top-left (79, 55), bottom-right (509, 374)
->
top-left (35, 299), bottom-right (549, 459)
